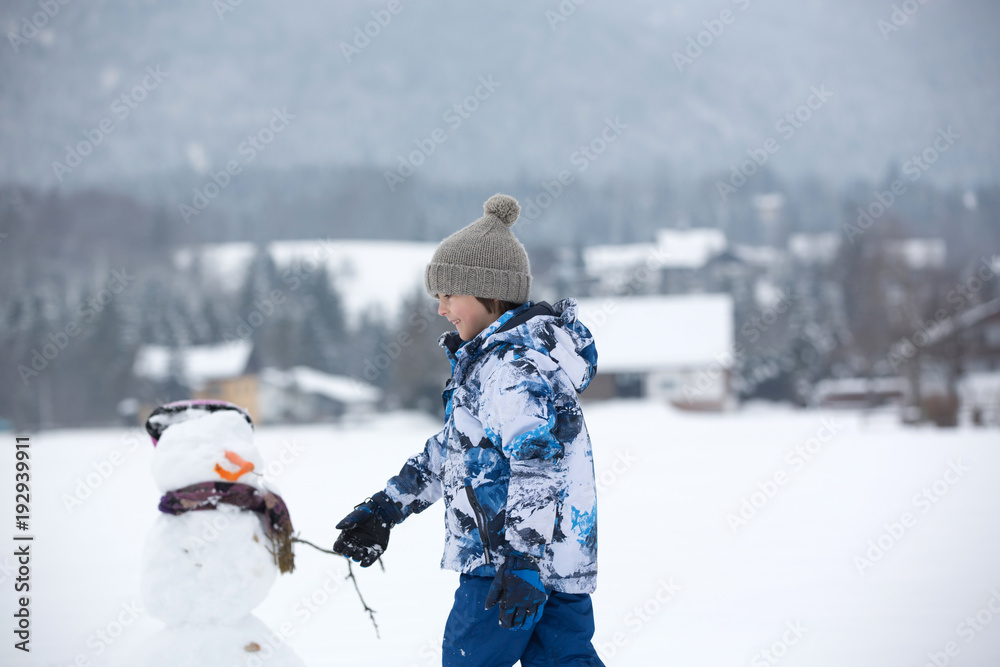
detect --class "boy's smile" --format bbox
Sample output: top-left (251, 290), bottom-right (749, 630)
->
top-left (437, 294), bottom-right (496, 341)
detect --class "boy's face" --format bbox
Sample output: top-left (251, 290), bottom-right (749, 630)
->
top-left (437, 294), bottom-right (495, 341)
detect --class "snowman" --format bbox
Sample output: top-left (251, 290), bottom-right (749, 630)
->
top-left (135, 400), bottom-right (304, 667)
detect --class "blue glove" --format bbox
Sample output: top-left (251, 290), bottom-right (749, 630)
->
top-left (485, 551), bottom-right (548, 629)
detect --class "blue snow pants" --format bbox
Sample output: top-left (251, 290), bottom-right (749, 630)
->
top-left (442, 574), bottom-right (606, 666)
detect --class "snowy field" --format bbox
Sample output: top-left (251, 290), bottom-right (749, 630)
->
top-left (3, 401), bottom-right (1000, 667)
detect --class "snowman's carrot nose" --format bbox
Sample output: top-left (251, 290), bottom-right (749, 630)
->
top-left (214, 450), bottom-right (255, 481)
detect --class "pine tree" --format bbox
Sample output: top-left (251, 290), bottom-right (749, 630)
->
top-left (388, 289), bottom-right (450, 414)
top-left (235, 245), bottom-right (285, 367)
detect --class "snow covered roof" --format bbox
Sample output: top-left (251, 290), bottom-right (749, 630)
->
top-left (958, 370), bottom-right (1000, 392)
top-left (260, 366), bottom-right (381, 405)
top-left (788, 233), bottom-right (840, 264)
top-left (173, 239), bottom-right (439, 326)
top-left (132, 340), bottom-right (253, 387)
top-left (582, 243), bottom-right (657, 274)
top-left (575, 294), bottom-right (733, 373)
top-left (754, 280), bottom-right (789, 309)
top-left (887, 297), bottom-right (1000, 357)
top-left (812, 376), bottom-right (908, 398)
top-left (583, 228), bottom-right (728, 276)
top-left (753, 192), bottom-right (786, 212)
top-left (653, 228), bottom-right (727, 269)
top-left (732, 244), bottom-right (785, 267)
top-left (885, 238), bottom-right (946, 269)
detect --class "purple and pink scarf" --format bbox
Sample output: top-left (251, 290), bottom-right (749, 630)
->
top-left (159, 481), bottom-right (295, 573)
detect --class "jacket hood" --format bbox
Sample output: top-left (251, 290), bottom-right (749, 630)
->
top-left (440, 298), bottom-right (598, 393)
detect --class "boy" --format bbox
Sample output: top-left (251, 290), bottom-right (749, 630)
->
top-left (333, 194), bottom-right (604, 666)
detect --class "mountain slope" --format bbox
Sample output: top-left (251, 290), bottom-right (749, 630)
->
top-left (1, 0), bottom-right (997, 189)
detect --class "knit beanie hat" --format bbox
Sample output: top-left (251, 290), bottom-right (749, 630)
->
top-left (425, 193), bottom-right (531, 304)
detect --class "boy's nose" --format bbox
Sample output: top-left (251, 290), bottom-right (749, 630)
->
top-left (438, 300), bottom-right (447, 317)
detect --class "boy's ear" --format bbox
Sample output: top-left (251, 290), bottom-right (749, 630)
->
top-left (483, 298), bottom-right (501, 316)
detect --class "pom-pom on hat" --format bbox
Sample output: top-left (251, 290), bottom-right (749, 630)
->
top-left (424, 193), bottom-right (532, 304)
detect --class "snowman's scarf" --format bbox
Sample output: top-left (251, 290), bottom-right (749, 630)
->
top-left (159, 481), bottom-right (295, 574)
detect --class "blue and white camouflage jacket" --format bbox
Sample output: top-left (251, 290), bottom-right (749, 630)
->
top-left (382, 298), bottom-right (599, 594)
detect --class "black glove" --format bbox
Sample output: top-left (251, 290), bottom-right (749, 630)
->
top-left (485, 551), bottom-right (549, 629)
top-left (332, 491), bottom-right (400, 567)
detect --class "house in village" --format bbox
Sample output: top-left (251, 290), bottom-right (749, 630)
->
top-left (582, 227), bottom-right (727, 296)
top-left (580, 227), bottom-right (793, 308)
top-left (884, 238), bottom-right (947, 271)
top-left (810, 376), bottom-right (909, 409)
top-left (921, 294), bottom-right (1000, 425)
top-left (958, 370), bottom-right (1000, 426)
top-left (131, 340), bottom-right (380, 425)
top-left (133, 340), bottom-right (258, 422)
top-left (788, 232), bottom-right (841, 266)
top-left (575, 293), bottom-right (734, 410)
top-left (258, 366), bottom-right (380, 423)
top-left (828, 277), bottom-right (1000, 425)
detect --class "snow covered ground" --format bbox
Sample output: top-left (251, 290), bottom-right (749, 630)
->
top-left (3, 401), bottom-right (1000, 666)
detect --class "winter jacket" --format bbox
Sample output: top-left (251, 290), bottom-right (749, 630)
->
top-left (382, 298), bottom-right (600, 594)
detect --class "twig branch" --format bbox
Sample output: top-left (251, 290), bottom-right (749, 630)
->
top-left (291, 535), bottom-right (382, 639)
top-left (345, 559), bottom-right (381, 639)
top-left (291, 536), bottom-right (337, 555)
